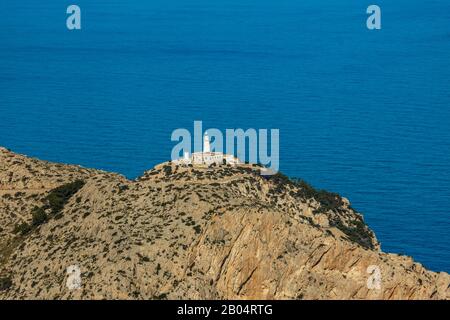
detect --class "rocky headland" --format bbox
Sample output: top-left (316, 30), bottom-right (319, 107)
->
top-left (0, 147), bottom-right (448, 299)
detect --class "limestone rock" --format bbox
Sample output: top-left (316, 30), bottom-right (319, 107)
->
top-left (0, 147), bottom-right (448, 300)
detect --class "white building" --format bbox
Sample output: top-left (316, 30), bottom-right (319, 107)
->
top-left (175, 132), bottom-right (240, 166)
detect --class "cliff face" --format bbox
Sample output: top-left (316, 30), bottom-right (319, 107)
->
top-left (0, 147), bottom-right (448, 300)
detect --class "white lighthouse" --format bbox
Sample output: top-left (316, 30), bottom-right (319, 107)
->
top-left (203, 131), bottom-right (211, 153)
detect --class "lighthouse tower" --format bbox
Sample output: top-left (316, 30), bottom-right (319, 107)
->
top-left (203, 131), bottom-right (211, 153)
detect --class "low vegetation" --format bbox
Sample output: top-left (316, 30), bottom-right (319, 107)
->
top-left (330, 218), bottom-right (375, 250)
top-left (290, 178), bottom-right (343, 214)
top-left (31, 206), bottom-right (47, 226)
top-left (13, 223), bottom-right (32, 236)
top-left (0, 276), bottom-right (12, 291)
top-left (45, 180), bottom-right (86, 215)
top-left (12, 181), bottom-right (86, 237)
top-left (271, 173), bottom-right (374, 249)
top-left (273, 173), bottom-right (343, 214)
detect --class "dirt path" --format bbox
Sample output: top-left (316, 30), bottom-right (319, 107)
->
top-left (0, 188), bottom-right (50, 195)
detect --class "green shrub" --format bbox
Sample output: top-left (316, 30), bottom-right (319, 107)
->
top-left (289, 178), bottom-right (343, 213)
top-left (13, 222), bottom-right (31, 235)
top-left (330, 218), bottom-right (374, 250)
top-left (0, 276), bottom-right (12, 291)
top-left (31, 206), bottom-right (47, 226)
top-left (193, 225), bottom-right (202, 234)
top-left (270, 174), bottom-right (376, 248)
top-left (162, 165), bottom-right (172, 176)
top-left (45, 180), bottom-right (85, 214)
top-left (154, 293), bottom-right (167, 300)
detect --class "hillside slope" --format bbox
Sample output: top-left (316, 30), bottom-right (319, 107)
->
top-left (0, 147), bottom-right (448, 299)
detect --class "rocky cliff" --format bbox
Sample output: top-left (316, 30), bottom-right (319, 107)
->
top-left (0, 147), bottom-right (448, 299)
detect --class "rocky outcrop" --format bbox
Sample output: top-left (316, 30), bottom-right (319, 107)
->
top-left (0, 147), bottom-right (448, 299)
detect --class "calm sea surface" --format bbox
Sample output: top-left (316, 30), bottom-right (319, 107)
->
top-left (1, 0), bottom-right (449, 272)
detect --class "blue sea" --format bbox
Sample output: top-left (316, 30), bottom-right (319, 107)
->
top-left (1, 0), bottom-right (449, 272)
